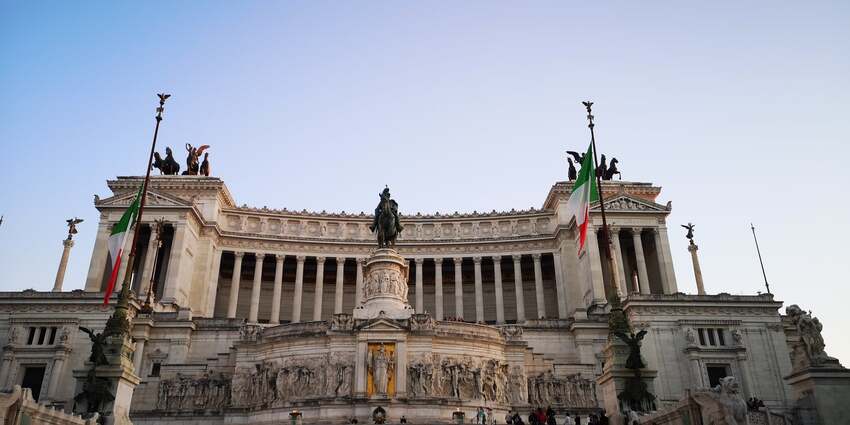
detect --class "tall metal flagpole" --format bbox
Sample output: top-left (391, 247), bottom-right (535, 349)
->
top-left (582, 101), bottom-right (629, 334)
top-left (105, 93), bottom-right (170, 336)
top-left (750, 223), bottom-right (772, 295)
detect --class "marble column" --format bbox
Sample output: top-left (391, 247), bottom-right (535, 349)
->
top-left (355, 258), bottom-right (365, 306)
top-left (162, 223), bottom-right (187, 303)
top-left (473, 256), bottom-right (484, 323)
top-left (632, 229), bottom-right (651, 294)
top-left (334, 257), bottom-right (345, 314)
top-left (552, 252), bottom-right (568, 319)
top-left (493, 256), bottom-right (505, 324)
top-left (434, 258), bottom-right (444, 320)
top-left (46, 354), bottom-right (67, 400)
top-left (248, 253), bottom-right (265, 323)
top-left (270, 254), bottom-right (284, 324)
top-left (227, 252), bottom-right (244, 318)
top-left (585, 227), bottom-right (607, 302)
top-left (532, 254), bottom-right (545, 319)
top-left (53, 239), bottom-right (74, 292)
top-left (313, 257), bottom-right (326, 321)
top-left (414, 258), bottom-right (424, 313)
top-left (138, 228), bottom-right (159, 296)
top-left (610, 228), bottom-right (628, 296)
top-left (204, 249), bottom-right (223, 316)
top-left (688, 242), bottom-right (706, 295)
top-left (84, 222), bottom-right (111, 291)
top-left (453, 257), bottom-right (464, 319)
top-left (655, 228), bottom-right (678, 293)
top-left (292, 255), bottom-right (305, 323)
top-left (512, 255), bottom-right (526, 322)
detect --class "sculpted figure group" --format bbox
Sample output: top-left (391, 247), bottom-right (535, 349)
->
top-left (363, 269), bottom-right (408, 300)
top-left (527, 370), bottom-right (597, 408)
top-left (228, 353), bottom-right (354, 409)
top-left (407, 355), bottom-right (527, 404)
top-left (566, 150), bottom-right (621, 181)
top-left (156, 371), bottom-right (231, 411)
top-left (152, 143), bottom-right (211, 176)
top-left (786, 304), bottom-right (836, 368)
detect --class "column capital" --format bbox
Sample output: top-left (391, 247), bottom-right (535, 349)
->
top-left (296, 255), bottom-right (306, 262)
top-left (335, 256), bottom-right (346, 263)
top-left (255, 253), bottom-right (265, 262)
top-left (275, 254), bottom-right (286, 261)
top-left (414, 258), bottom-right (424, 265)
top-left (531, 253), bottom-right (542, 262)
top-left (62, 239), bottom-right (75, 248)
top-left (492, 255), bottom-right (502, 262)
top-left (512, 254), bottom-right (523, 262)
top-left (472, 256), bottom-right (482, 264)
top-left (234, 251), bottom-right (245, 259)
top-left (434, 257), bottom-right (443, 265)
top-left (356, 257), bottom-right (366, 265)
top-left (632, 227), bottom-right (646, 235)
top-left (453, 257), bottom-right (463, 265)
top-left (316, 256), bottom-right (326, 264)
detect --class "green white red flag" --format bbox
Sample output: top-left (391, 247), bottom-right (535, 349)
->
top-left (566, 143), bottom-right (599, 255)
top-left (104, 186), bottom-right (142, 305)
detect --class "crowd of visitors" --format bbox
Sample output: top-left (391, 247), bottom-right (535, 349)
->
top-left (502, 407), bottom-right (609, 425)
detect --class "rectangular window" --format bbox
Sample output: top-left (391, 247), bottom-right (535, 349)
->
top-left (150, 363), bottom-right (161, 377)
top-left (27, 328), bottom-right (36, 345)
top-left (706, 329), bottom-right (716, 346)
top-left (698, 329), bottom-right (706, 346)
top-left (706, 364), bottom-right (730, 388)
top-left (36, 327), bottom-right (47, 345)
top-left (717, 329), bottom-right (725, 346)
top-left (48, 327), bottom-right (57, 345)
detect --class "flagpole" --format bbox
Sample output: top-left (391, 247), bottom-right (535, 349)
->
top-left (582, 101), bottom-right (629, 334)
top-left (105, 93), bottom-right (170, 336)
top-left (750, 223), bottom-right (771, 295)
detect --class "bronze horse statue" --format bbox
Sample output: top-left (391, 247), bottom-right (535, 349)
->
top-left (152, 147), bottom-right (181, 175)
top-left (369, 187), bottom-right (403, 248)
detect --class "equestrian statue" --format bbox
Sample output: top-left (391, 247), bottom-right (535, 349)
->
top-left (370, 187), bottom-right (404, 248)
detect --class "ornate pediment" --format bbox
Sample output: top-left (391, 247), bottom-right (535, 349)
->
top-left (357, 317), bottom-right (407, 332)
top-left (96, 189), bottom-right (192, 209)
top-left (591, 195), bottom-right (670, 213)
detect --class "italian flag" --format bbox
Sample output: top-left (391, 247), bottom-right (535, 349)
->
top-left (104, 186), bottom-right (143, 305)
top-left (566, 143), bottom-right (599, 254)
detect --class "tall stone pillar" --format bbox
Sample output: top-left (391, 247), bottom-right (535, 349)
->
top-left (46, 352), bottom-right (68, 401)
top-left (270, 254), bottom-right (284, 324)
top-left (532, 253), bottom-right (545, 319)
top-left (453, 257), bottom-right (464, 319)
top-left (132, 339), bottom-right (146, 375)
top-left (227, 252), bottom-right (244, 318)
top-left (248, 253), bottom-right (265, 323)
top-left (493, 256), bottom-right (505, 324)
top-left (84, 221), bottom-right (111, 291)
top-left (473, 256), bottom-right (484, 323)
top-left (654, 228), bottom-right (678, 293)
top-left (292, 255), bottom-right (306, 323)
top-left (334, 257), bottom-right (345, 314)
top-left (203, 249), bottom-right (223, 317)
top-left (610, 228), bottom-right (628, 296)
top-left (512, 255), bottom-right (526, 322)
top-left (162, 223), bottom-right (188, 304)
top-left (53, 239), bottom-right (75, 291)
top-left (434, 258), bottom-right (444, 320)
top-left (139, 228), bottom-right (158, 296)
top-left (313, 257), bottom-right (326, 321)
top-left (552, 252), bottom-right (568, 319)
top-left (688, 242), bottom-right (706, 295)
top-left (414, 258), bottom-right (424, 313)
top-left (632, 229), bottom-right (651, 294)
top-left (585, 227), bottom-right (607, 303)
top-left (355, 258), bottom-right (365, 306)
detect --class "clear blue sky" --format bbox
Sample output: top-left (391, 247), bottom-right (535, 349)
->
top-left (2, 2), bottom-right (848, 363)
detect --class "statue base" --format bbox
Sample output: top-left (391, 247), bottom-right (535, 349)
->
top-left (73, 335), bottom-right (140, 425)
top-left (596, 338), bottom-right (657, 424)
top-left (785, 363), bottom-right (850, 425)
top-left (353, 248), bottom-right (414, 320)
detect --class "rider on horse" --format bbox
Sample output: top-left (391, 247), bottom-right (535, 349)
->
top-left (370, 187), bottom-right (403, 247)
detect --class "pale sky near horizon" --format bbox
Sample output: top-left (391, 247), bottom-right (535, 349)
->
top-left (2, 2), bottom-right (849, 365)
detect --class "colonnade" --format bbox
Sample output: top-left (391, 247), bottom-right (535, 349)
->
top-left (211, 252), bottom-right (569, 324)
top-left (597, 226), bottom-right (676, 296)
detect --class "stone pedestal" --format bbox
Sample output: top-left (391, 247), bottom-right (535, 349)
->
top-left (596, 338), bottom-right (657, 424)
top-left (785, 362), bottom-right (850, 425)
top-left (73, 335), bottom-right (140, 425)
top-left (353, 248), bottom-right (414, 320)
